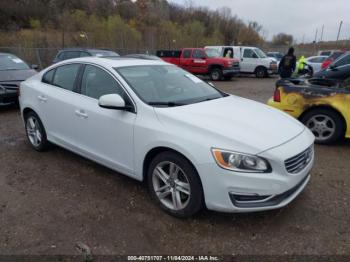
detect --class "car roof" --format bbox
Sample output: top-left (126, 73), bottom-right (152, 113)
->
top-left (58, 48), bottom-right (114, 52)
top-left (51, 56), bottom-right (167, 68)
top-left (0, 52), bottom-right (16, 56)
top-left (307, 55), bottom-right (328, 58)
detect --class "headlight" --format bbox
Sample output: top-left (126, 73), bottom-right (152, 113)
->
top-left (211, 148), bottom-right (272, 173)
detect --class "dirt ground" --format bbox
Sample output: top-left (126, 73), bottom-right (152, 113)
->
top-left (0, 76), bottom-right (349, 257)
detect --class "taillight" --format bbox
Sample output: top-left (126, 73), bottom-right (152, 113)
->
top-left (321, 59), bottom-right (331, 69)
top-left (273, 88), bottom-right (281, 102)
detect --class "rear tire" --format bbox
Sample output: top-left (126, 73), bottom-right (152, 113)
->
top-left (210, 68), bottom-right (223, 81)
top-left (255, 67), bottom-right (267, 78)
top-left (147, 151), bottom-right (204, 218)
top-left (300, 108), bottom-right (344, 144)
top-left (24, 111), bottom-right (49, 151)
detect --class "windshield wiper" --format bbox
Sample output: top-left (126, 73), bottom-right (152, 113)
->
top-left (148, 101), bottom-right (187, 107)
top-left (195, 96), bottom-right (224, 104)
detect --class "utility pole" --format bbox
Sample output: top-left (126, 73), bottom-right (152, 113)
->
top-left (313, 28), bottom-right (318, 55)
top-left (336, 21), bottom-right (343, 42)
top-left (320, 25), bottom-right (324, 42)
top-left (314, 28), bottom-right (318, 43)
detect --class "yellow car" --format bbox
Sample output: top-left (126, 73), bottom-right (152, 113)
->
top-left (268, 78), bottom-right (350, 144)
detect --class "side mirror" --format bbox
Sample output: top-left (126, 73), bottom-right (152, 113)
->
top-left (31, 64), bottom-right (39, 70)
top-left (98, 94), bottom-right (132, 111)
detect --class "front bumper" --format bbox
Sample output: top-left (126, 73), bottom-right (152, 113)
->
top-left (268, 68), bottom-right (279, 75)
top-left (197, 129), bottom-right (314, 213)
top-left (0, 88), bottom-right (18, 105)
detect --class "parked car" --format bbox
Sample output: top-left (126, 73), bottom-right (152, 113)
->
top-left (303, 56), bottom-right (328, 73)
top-left (205, 46), bottom-right (278, 78)
top-left (124, 54), bottom-right (162, 60)
top-left (0, 53), bottom-right (37, 105)
top-left (267, 52), bottom-right (284, 62)
top-left (268, 78), bottom-right (350, 144)
top-left (52, 48), bottom-right (120, 64)
top-left (314, 51), bottom-right (350, 80)
top-left (318, 50), bottom-right (340, 57)
top-left (320, 51), bottom-right (346, 70)
top-left (19, 57), bottom-right (314, 217)
top-left (157, 48), bottom-right (240, 81)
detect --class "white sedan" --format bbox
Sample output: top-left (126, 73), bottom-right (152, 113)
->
top-left (305, 56), bottom-right (328, 73)
top-left (19, 57), bottom-right (314, 217)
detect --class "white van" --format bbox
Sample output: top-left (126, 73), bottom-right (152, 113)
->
top-left (205, 46), bottom-right (278, 78)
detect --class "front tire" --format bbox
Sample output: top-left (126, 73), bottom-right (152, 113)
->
top-left (24, 111), bottom-right (49, 151)
top-left (255, 67), bottom-right (267, 78)
top-left (147, 151), bottom-right (204, 218)
top-left (300, 109), bottom-right (344, 144)
top-left (210, 68), bottom-right (223, 81)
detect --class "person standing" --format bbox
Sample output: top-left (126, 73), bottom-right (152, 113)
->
top-left (278, 47), bottom-right (297, 78)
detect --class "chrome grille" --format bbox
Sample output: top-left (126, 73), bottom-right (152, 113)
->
top-left (285, 146), bottom-right (313, 174)
top-left (0, 83), bottom-right (19, 91)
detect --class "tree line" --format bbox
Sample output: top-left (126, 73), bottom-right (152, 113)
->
top-left (0, 0), bottom-right (291, 51)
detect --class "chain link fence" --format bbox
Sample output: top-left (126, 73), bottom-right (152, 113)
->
top-left (0, 47), bottom-right (156, 70)
top-left (1, 42), bottom-right (350, 70)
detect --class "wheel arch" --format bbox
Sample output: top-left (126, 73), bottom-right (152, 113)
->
top-left (142, 146), bottom-right (202, 185)
top-left (254, 65), bottom-right (268, 73)
top-left (208, 64), bottom-right (223, 71)
top-left (22, 107), bottom-right (37, 118)
top-left (299, 104), bottom-right (347, 135)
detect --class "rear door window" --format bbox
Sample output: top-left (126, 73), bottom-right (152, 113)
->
top-left (42, 69), bottom-right (55, 84)
top-left (182, 50), bottom-right (192, 58)
top-left (192, 50), bottom-right (205, 59)
top-left (52, 64), bottom-right (81, 91)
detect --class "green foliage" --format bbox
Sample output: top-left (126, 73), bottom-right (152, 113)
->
top-left (0, 0), bottom-right (265, 50)
top-left (272, 33), bottom-right (294, 46)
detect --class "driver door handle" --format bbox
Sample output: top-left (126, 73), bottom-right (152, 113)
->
top-left (75, 109), bottom-right (88, 119)
top-left (37, 95), bottom-right (47, 102)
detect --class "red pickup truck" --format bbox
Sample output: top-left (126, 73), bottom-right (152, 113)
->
top-left (156, 48), bottom-right (240, 81)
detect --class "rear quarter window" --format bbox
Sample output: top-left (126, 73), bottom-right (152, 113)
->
top-left (52, 64), bottom-right (81, 91)
top-left (42, 69), bottom-right (55, 84)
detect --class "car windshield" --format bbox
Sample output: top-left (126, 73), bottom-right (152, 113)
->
top-left (205, 49), bottom-right (220, 58)
top-left (89, 50), bottom-right (120, 57)
top-left (254, 48), bottom-right (267, 58)
top-left (275, 53), bottom-right (283, 59)
top-left (0, 54), bottom-right (30, 71)
top-left (116, 65), bottom-right (226, 106)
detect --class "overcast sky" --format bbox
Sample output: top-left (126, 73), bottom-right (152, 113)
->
top-left (169, 0), bottom-right (350, 43)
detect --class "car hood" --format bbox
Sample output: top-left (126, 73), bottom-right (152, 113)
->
top-left (154, 96), bottom-right (305, 154)
top-left (0, 69), bottom-right (37, 82)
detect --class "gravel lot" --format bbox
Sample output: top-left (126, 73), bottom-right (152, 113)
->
top-left (0, 76), bottom-right (349, 257)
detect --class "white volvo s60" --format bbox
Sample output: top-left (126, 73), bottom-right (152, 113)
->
top-left (19, 57), bottom-right (315, 217)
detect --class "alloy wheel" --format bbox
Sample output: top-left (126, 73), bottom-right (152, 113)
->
top-left (306, 114), bottom-right (336, 142)
top-left (26, 116), bottom-right (42, 147)
top-left (152, 161), bottom-right (191, 211)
